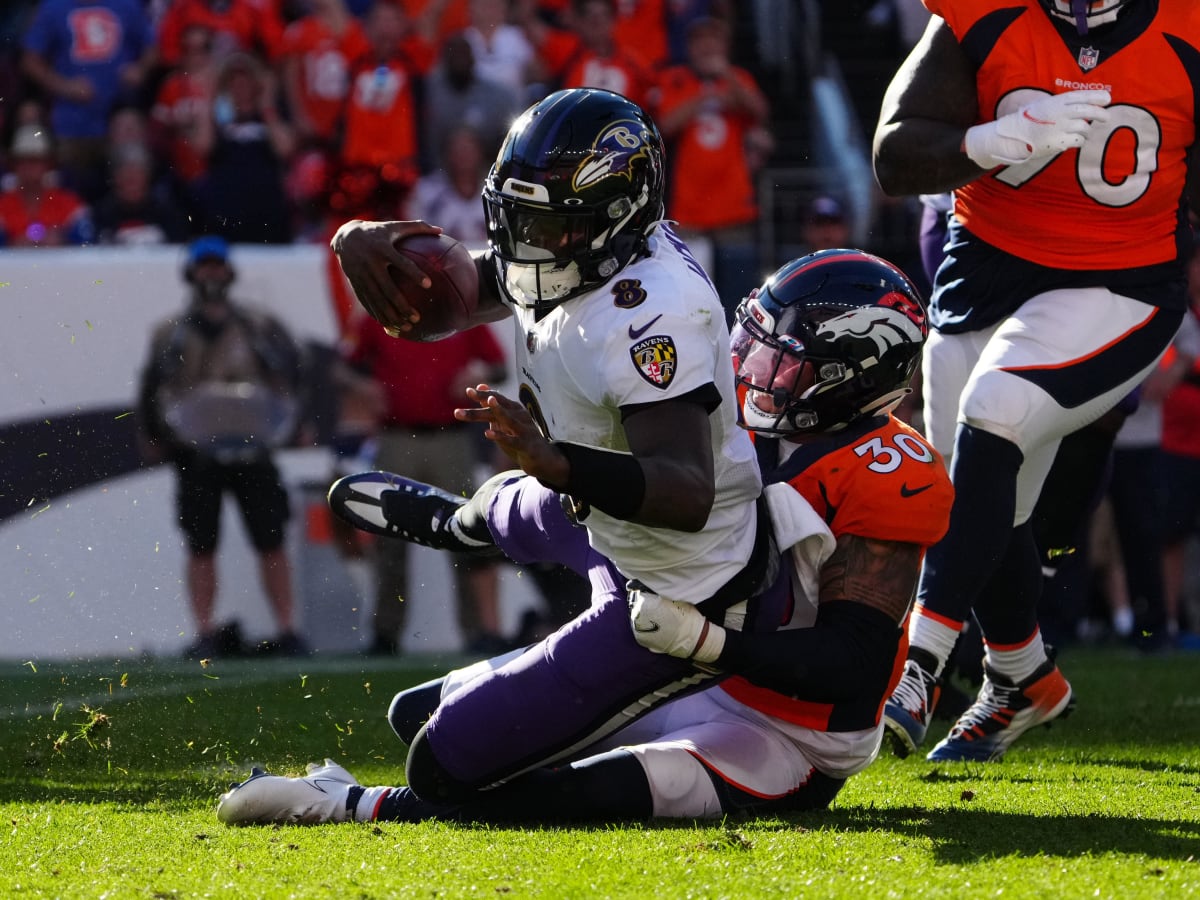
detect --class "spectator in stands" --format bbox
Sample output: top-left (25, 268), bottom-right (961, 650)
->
top-left (156, 0), bottom-right (284, 69)
top-left (404, 124), bottom-right (490, 243)
top-left (610, 0), bottom-right (670, 70)
top-left (279, 0), bottom-right (369, 153)
top-left (339, 315), bottom-right (511, 657)
top-left (108, 104), bottom-right (149, 150)
top-left (137, 236), bottom-right (306, 659)
top-left (105, 105), bottom-right (158, 187)
top-left (0, 124), bottom-right (94, 247)
top-left (192, 51), bottom-right (296, 244)
top-left (1, 97), bottom-right (49, 174)
top-left (520, 0), bottom-right (653, 108)
top-left (1161, 242), bottom-right (1200, 648)
top-left (404, 0), bottom-right (474, 40)
top-left (803, 195), bottom-right (852, 254)
top-left (664, 0), bottom-right (732, 65)
top-left (461, 0), bottom-right (536, 99)
top-left (20, 0), bottom-right (155, 203)
top-left (418, 30), bottom-right (520, 174)
top-left (404, 121), bottom-right (511, 651)
top-left (335, 1), bottom-right (437, 221)
top-left (93, 142), bottom-right (189, 244)
top-left (654, 15), bottom-right (769, 321)
top-left (150, 24), bottom-right (217, 214)
top-left (1107, 317), bottom-right (1200, 651)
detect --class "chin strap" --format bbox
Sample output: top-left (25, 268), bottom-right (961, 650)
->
top-left (1072, 0), bottom-right (1089, 34)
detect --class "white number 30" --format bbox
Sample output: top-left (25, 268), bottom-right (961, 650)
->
top-left (853, 434), bottom-right (934, 474)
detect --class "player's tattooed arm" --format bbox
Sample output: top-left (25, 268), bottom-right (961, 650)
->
top-left (713, 534), bottom-right (921, 700)
top-left (818, 534), bottom-right (923, 624)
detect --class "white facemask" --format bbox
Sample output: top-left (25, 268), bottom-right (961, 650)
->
top-left (503, 244), bottom-right (583, 307)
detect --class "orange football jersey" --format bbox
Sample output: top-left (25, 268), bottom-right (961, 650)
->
top-left (928, 0), bottom-right (1200, 270)
top-left (720, 414), bottom-right (954, 732)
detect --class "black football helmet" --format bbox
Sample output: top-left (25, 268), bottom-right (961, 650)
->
top-left (730, 249), bottom-right (928, 436)
top-left (482, 88), bottom-right (665, 314)
top-left (1040, 0), bottom-right (1136, 34)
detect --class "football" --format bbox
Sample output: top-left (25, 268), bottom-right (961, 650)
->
top-left (387, 233), bottom-right (479, 342)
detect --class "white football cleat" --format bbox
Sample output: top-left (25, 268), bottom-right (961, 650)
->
top-left (216, 759), bottom-right (359, 826)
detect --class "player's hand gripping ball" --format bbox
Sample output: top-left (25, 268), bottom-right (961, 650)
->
top-left (386, 234), bottom-right (479, 342)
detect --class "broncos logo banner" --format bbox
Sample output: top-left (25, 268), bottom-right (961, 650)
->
top-left (630, 335), bottom-right (677, 388)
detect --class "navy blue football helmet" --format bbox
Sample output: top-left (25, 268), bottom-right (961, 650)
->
top-left (731, 249), bottom-right (928, 436)
top-left (482, 88), bottom-right (665, 314)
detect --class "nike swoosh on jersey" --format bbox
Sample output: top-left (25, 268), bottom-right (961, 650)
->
top-left (900, 483), bottom-right (933, 498)
top-left (628, 314), bottom-right (663, 340)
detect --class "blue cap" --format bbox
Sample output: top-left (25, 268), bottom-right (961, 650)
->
top-left (187, 235), bottom-right (230, 266)
top-left (809, 195), bottom-right (845, 222)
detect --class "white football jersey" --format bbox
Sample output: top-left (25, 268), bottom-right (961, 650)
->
top-left (506, 224), bottom-right (762, 601)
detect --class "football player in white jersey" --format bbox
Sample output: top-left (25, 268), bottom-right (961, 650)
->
top-left (217, 250), bottom-right (952, 827)
top-left (318, 88), bottom-right (768, 802)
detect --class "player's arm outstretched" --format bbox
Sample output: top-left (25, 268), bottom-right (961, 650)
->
top-left (631, 532), bottom-right (923, 700)
top-left (456, 387), bottom-right (716, 533)
top-left (330, 219), bottom-right (511, 335)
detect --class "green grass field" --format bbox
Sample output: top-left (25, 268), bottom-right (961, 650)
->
top-left (2, 647), bottom-right (1198, 899)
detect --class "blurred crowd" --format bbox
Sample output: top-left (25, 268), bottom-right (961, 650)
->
top-left (0, 0), bottom-right (780, 274)
top-left (5, 0), bottom-right (1200, 656)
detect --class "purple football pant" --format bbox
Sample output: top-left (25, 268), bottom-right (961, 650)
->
top-left (409, 477), bottom-right (747, 796)
top-left (482, 471), bottom-right (622, 598)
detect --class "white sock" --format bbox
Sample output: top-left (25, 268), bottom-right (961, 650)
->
top-left (984, 629), bottom-right (1047, 683)
top-left (907, 603), bottom-right (964, 677)
top-left (353, 785), bottom-right (393, 822)
top-left (446, 514), bottom-right (493, 549)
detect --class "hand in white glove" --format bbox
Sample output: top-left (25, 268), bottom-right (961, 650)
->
top-left (964, 89), bottom-right (1111, 169)
top-left (628, 589), bottom-right (725, 664)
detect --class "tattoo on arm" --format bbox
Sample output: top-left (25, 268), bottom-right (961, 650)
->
top-left (819, 534), bottom-right (923, 624)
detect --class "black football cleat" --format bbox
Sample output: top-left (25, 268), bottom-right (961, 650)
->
top-left (327, 471), bottom-right (499, 555)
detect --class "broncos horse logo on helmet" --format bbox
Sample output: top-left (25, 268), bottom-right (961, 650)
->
top-left (731, 249), bottom-right (928, 437)
top-left (482, 88), bottom-right (665, 315)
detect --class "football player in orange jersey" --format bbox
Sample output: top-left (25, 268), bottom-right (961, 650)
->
top-left (873, 0), bottom-right (1196, 762)
top-left (215, 250), bottom-right (955, 826)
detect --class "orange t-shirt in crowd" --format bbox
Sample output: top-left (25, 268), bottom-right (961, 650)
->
top-left (720, 415), bottom-right (954, 732)
top-left (612, 0), bottom-right (668, 69)
top-left (654, 63), bottom-right (765, 231)
top-left (397, 0), bottom-right (470, 42)
top-left (280, 16), bottom-right (369, 141)
top-left (0, 188), bottom-right (90, 246)
top-left (152, 70), bottom-right (210, 183)
top-left (927, 0), bottom-right (1200, 270)
top-left (157, 0), bottom-right (284, 65)
top-left (339, 39), bottom-right (436, 177)
top-left (280, 16), bottom-right (371, 141)
top-left (538, 28), bottom-right (652, 108)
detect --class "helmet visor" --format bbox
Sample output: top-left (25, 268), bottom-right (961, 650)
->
top-left (731, 320), bottom-right (814, 425)
top-left (486, 194), bottom-right (594, 262)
